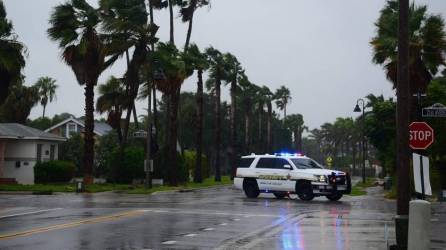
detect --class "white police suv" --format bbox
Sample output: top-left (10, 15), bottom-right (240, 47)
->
top-left (234, 153), bottom-right (351, 201)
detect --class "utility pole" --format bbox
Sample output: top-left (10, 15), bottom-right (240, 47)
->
top-left (395, 0), bottom-right (410, 248)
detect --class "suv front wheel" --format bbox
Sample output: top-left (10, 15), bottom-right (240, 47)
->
top-left (296, 181), bottom-right (314, 201)
top-left (243, 179), bottom-right (260, 198)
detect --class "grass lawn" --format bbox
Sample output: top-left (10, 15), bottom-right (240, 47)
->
top-left (0, 176), bottom-right (233, 194)
top-left (347, 177), bottom-right (378, 196)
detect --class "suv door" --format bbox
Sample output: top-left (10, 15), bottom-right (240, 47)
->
top-left (269, 158), bottom-right (294, 191)
top-left (254, 157), bottom-right (276, 190)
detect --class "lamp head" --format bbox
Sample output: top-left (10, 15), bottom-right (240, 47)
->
top-left (353, 104), bottom-right (361, 112)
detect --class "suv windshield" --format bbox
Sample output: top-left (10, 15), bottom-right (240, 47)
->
top-left (291, 158), bottom-right (324, 169)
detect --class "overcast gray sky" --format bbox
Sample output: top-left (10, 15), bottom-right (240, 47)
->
top-left (3, 0), bottom-right (446, 130)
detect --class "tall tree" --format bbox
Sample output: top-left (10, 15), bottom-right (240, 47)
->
top-left (274, 86), bottom-right (291, 120)
top-left (183, 44), bottom-right (209, 183)
top-left (0, 0), bottom-right (26, 105)
top-left (205, 47), bottom-right (226, 182)
top-left (35, 77), bottom-right (58, 118)
top-left (100, 0), bottom-right (158, 146)
top-left (48, 0), bottom-right (115, 184)
top-left (260, 86), bottom-right (275, 153)
top-left (238, 74), bottom-right (259, 154)
top-left (284, 114), bottom-right (306, 151)
top-left (154, 42), bottom-right (187, 186)
top-left (180, 0), bottom-right (210, 50)
top-left (223, 53), bottom-right (243, 177)
top-left (96, 76), bottom-right (126, 143)
top-left (0, 82), bottom-right (38, 123)
top-left (371, 0), bottom-right (446, 98)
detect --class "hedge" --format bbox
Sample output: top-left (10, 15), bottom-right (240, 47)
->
top-left (34, 160), bottom-right (76, 183)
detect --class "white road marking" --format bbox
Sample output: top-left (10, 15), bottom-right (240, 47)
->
top-left (120, 207), bottom-right (279, 218)
top-left (0, 208), bottom-right (62, 219)
top-left (184, 233), bottom-right (198, 237)
top-left (203, 228), bottom-right (215, 231)
top-left (219, 223), bottom-right (227, 226)
top-left (161, 241), bottom-right (176, 245)
top-left (153, 210), bottom-right (168, 213)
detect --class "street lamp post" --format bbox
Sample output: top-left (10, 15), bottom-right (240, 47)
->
top-left (354, 98), bottom-right (366, 184)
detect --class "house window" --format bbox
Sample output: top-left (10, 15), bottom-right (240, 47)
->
top-left (67, 123), bottom-right (77, 138)
top-left (15, 161), bottom-right (20, 168)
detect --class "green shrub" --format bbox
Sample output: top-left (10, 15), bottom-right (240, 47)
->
top-left (58, 134), bottom-right (84, 176)
top-left (153, 147), bottom-right (188, 184)
top-left (110, 147), bottom-right (145, 184)
top-left (184, 150), bottom-right (210, 180)
top-left (34, 161), bottom-right (76, 183)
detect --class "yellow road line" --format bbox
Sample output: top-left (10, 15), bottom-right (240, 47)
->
top-left (0, 210), bottom-right (145, 240)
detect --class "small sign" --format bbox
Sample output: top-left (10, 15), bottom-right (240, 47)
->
top-left (412, 153), bottom-right (432, 196)
top-left (144, 160), bottom-right (154, 172)
top-left (422, 103), bottom-right (446, 117)
top-left (133, 130), bottom-right (148, 138)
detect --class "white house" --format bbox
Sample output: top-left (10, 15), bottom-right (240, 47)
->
top-left (0, 123), bottom-right (66, 184)
top-left (45, 117), bottom-right (112, 139)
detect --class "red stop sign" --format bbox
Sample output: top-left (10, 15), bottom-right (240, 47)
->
top-left (409, 122), bottom-right (434, 150)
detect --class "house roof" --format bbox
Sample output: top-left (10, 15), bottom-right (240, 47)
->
top-left (0, 123), bottom-right (66, 141)
top-left (44, 117), bottom-right (112, 136)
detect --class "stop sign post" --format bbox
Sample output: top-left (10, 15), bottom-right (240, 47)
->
top-left (409, 122), bottom-right (434, 150)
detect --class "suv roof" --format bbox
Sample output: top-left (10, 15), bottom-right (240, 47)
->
top-left (242, 153), bottom-right (309, 159)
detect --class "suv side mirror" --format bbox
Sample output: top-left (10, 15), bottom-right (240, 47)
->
top-left (283, 164), bottom-right (292, 170)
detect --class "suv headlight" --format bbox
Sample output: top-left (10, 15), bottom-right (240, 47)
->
top-left (314, 175), bottom-right (327, 183)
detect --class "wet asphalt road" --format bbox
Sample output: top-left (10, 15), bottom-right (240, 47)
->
top-left (0, 184), bottom-right (442, 250)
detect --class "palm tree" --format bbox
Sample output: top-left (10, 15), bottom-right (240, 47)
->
top-left (284, 114), bottom-right (306, 151)
top-left (205, 47), bottom-right (226, 182)
top-left (0, 82), bottom-right (38, 123)
top-left (0, 0), bottom-right (26, 105)
top-left (274, 86), bottom-right (291, 120)
top-left (153, 42), bottom-right (187, 186)
top-left (100, 0), bottom-right (158, 146)
top-left (35, 77), bottom-right (57, 118)
top-left (180, 0), bottom-right (210, 50)
top-left (183, 44), bottom-right (209, 183)
top-left (48, 0), bottom-right (115, 184)
top-left (371, 0), bottom-right (446, 95)
top-left (259, 86), bottom-right (275, 153)
top-left (223, 53), bottom-right (243, 177)
top-left (96, 76), bottom-right (126, 143)
top-left (238, 74), bottom-right (259, 154)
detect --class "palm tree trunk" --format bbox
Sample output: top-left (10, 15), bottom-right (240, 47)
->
top-left (229, 79), bottom-right (237, 178)
top-left (184, 0), bottom-right (197, 49)
top-left (194, 69), bottom-right (203, 183)
top-left (284, 104), bottom-right (287, 120)
top-left (168, 90), bottom-right (179, 186)
top-left (245, 113), bottom-right (250, 154)
top-left (258, 104), bottom-right (262, 151)
top-left (168, 0), bottom-right (174, 44)
top-left (132, 102), bottom-right (139, 129)
top-left (215, 78), bottom-right (221, 182)
top-left (267, 102), bottom-right (272, 152)
top-left (83, 81), bottom-right (95, 185)
top-left (42, 105), bottom-right (46, 119)
top-left (184, 10), bottom-right (194, 50)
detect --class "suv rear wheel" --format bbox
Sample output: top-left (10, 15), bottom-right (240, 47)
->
top-left (296, 181), bottom-right (314, 201)
top-left (243, 179), bottom-right (260, 198)
top-left (326, 192), bottom-right (343, 201)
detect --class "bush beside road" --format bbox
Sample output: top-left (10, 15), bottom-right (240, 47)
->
top-left (0, 176), bottom-right (232, 194)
